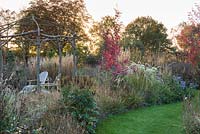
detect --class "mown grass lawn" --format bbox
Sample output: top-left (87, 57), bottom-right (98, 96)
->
top-left (96, 103), bottom-right (184, 134)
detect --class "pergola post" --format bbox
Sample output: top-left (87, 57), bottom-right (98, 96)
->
top-left (58, 40), bottom-right (62, 76)
top-left (58, 39), bottom-right (62, 89)
top-left (72, 34), bottom-right (77, 77)
top-left (32, 15), bottom-right (41, 91)
top-left (36, 36), bottom-right (41, 91)
top-left (0, 48), bottom-right (3, 88)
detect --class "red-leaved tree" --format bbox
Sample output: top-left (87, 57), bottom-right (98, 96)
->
top-left (101, 9), bottom-right (123, 74)
top-left (176, 4), bottom-right (200, 66)
top-left (176, 24), bottom-right (200, 65)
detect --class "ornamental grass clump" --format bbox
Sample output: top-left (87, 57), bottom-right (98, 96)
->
top-left (183, 95), bottom-right (200, 134)
top-left (112, 63), bottom-right (193, 107)
top-left (0, 89), bottom-right (18, 133)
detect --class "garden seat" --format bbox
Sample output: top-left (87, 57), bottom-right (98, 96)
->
top-left (42, 73), bottom-right (61, 91)
top-left (19, 71), bottom-right (49, 94)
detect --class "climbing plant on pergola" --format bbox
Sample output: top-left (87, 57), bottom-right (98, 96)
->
top-left (0, 15), bottom-right (78, 91)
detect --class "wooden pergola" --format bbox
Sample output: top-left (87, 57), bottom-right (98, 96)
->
top-left (0, 15), bottom-right (78, 91)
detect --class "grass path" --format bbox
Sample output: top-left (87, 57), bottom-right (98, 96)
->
top-left (96, 103), bottom-right (183, 134)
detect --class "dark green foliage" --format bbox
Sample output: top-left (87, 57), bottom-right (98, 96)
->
top-left (146, 78), bottom-right (193, 105)
top-left (85, 54), bottom-right (99, 67)
top-left (163, 75), bottom-right (195, 101)
top-left (62, 85), bottom-right (99, 134)
top-left (47, 49), bottom-right (56, 59)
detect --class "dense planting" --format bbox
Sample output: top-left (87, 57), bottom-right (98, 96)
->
top-left (1, 1), bottom-right (200, 134)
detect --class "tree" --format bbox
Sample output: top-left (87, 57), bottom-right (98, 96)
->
top-left (100, 10), bottom-right (123, 74)
top-left (0, 9), bottom-right (16, 51)
top-left (122, 16), bottom-right (171, 55)
top-left (176, 23), bottom-right (200, 66)
top-left (89, 10), bottom-right (122, 59)
top-left (15, 0), bottom-right (91, 63)
top-left (176, 4), bottom-right (200, 67)
top-left (18, 0), bottom-right (90, 36)
top-left (188, 3), bottom-right (200, 24)
top-left (0, 9), bottom-right (16, 81)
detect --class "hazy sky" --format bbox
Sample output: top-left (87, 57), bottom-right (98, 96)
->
top-left (0, 0), bottom-right (199, 30)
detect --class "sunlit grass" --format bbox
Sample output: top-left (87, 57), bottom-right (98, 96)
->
top-left (96, 103), bottom-right (183, 134)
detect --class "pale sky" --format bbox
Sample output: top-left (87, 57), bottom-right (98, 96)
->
top-left (0, 0), bottom-right (199, 30)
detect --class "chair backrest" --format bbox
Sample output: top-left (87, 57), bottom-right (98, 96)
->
top-left (39, 71), bottom-right (48, 84)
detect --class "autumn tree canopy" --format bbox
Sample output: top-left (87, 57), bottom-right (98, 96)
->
top-left (176, 4), bottom-right (200, 66)
top-left (89, 10), bottom-right (122, 56)
top-left (14, 0), bottom-right (91, 63)
top-left (176, 23), bottom-right (200, 66)
top-left (122, 16), bottom-right (171, 55)
top-left (17, 0), bottom-right (90, 36)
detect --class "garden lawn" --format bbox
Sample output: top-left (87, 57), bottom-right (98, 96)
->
top-left (96, 103), bottom-right (183, 134)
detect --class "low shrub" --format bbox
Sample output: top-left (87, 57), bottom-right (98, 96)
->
top-left (62, 85), bottom-right (99, 134)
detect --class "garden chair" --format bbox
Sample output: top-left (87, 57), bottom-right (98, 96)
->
top-left (19, 71), bottom-right (49, 94)
top-left (43, 73), bottom-right (61, 91)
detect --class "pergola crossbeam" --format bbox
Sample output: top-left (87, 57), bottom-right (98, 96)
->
top-left (0, 30), bottom-right (38, 38)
